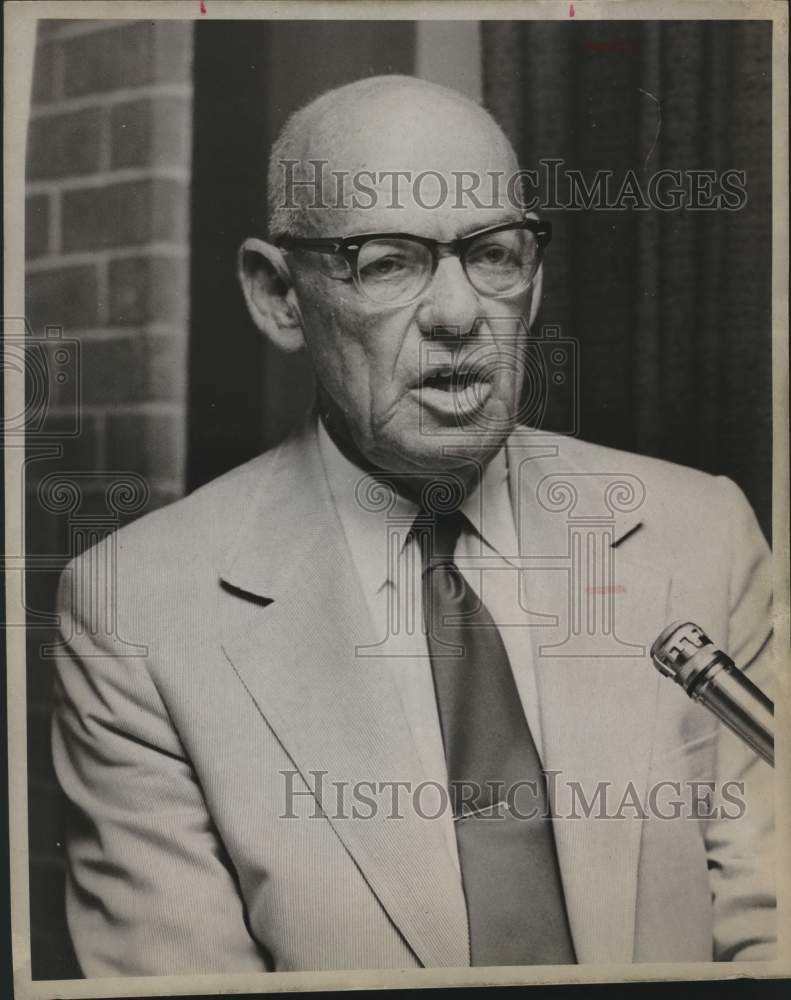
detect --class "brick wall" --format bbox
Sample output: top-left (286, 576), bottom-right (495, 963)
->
top-left (24, 19), bottom-right (194, 978)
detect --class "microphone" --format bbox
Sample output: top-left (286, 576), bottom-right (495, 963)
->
top-left (650, 621), bottom-right (774, 767)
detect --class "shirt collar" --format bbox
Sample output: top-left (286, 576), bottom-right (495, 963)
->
top-left (318, 418), bottom-right (519, 600)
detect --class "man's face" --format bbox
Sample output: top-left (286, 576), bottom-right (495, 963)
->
top-left (285, 98), bottom-right (537, 477)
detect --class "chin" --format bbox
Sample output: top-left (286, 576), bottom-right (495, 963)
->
top-left (365, 397), bottom-right (517, 477)
top-left (374, 430), bottom-right (509, 477)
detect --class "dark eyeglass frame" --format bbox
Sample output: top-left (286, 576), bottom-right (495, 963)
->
top-left (275, 217), bottom-right (552, 304)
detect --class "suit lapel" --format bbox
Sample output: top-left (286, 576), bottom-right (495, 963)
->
top-left (220, 423), bottom-right (470, 968)
top-left (219, 423), bottom-right (672, 967)
top-left (507, 432), bottom-right (670, 963)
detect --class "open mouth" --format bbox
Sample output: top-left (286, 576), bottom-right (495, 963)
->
top-left (420, 366), bottom-right (487, 392)
top-left (415, 364), bottom-right (493, 418)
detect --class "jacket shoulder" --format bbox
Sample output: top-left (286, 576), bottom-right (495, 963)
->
top-left (59, 441), bottom-right (287, 591)
top-left (557, 433), bottom-right (723, 494)
top-left (509, 428), bottom-right (755, 545)
top-left (511, 427), bottom-right (729, 495)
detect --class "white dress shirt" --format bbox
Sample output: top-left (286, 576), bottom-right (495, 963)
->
top-left (317, 419), bottom-right (545, 860)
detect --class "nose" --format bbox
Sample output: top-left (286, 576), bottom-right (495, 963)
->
top-left (415, 254), bottom-right (481, 338)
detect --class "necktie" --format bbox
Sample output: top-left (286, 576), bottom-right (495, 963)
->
top-left (417, 508), bottom-right (577, 966)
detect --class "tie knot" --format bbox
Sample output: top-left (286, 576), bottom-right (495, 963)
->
top-left (413, 508), bottom-right (467, 566)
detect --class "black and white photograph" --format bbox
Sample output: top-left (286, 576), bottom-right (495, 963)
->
top-left (4, 1), bottom-right (789, 997)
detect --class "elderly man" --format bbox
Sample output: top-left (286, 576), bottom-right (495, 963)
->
top-left (52, 75), bottom-right (775, 976)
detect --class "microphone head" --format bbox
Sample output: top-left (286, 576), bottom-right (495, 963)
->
top-left (650, 621), bottom-right (714, 684)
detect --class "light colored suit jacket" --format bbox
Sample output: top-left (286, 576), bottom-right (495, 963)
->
top-left (51, 421), bottom-right (776, 976)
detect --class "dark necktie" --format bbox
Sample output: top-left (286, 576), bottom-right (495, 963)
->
top-left (417, 508), bottom-right (577, 966)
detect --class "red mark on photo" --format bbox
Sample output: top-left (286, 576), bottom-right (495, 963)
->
top-left (569, 3), bottom-right (576, 15)
top-left (200, 0), bottom-right (207, 13)
top-left (585, 585), bottom-right (626, 595)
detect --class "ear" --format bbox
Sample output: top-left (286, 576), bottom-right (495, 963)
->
top-left (527, 263), bottom-right (543, 329)
top-left (237, 237), bottom-right (305, 352)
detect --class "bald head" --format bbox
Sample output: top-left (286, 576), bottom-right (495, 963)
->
top-left (267, 75), bottom-right (520, 238)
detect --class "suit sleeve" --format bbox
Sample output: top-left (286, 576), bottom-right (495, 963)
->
top-left (51, 555), bottom-right (272, 977)
top-left (704, 477), bottom-right (776, 961)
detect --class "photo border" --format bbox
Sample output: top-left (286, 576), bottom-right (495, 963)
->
top-left (4, 1), bottom-right (789, 997)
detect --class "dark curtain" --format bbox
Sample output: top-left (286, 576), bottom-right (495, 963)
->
top-left (482, 20), bottom-right (772, 541)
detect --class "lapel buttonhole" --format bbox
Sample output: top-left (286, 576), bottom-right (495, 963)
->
top-left (611, 522), bottom-right (644, 549)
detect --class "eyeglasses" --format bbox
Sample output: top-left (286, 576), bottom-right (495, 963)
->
top-left (276, 217), bottom-right (551, 308)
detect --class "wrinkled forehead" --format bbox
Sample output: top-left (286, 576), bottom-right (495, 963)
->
top-left (281, 93), bottom-right (521, 238)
